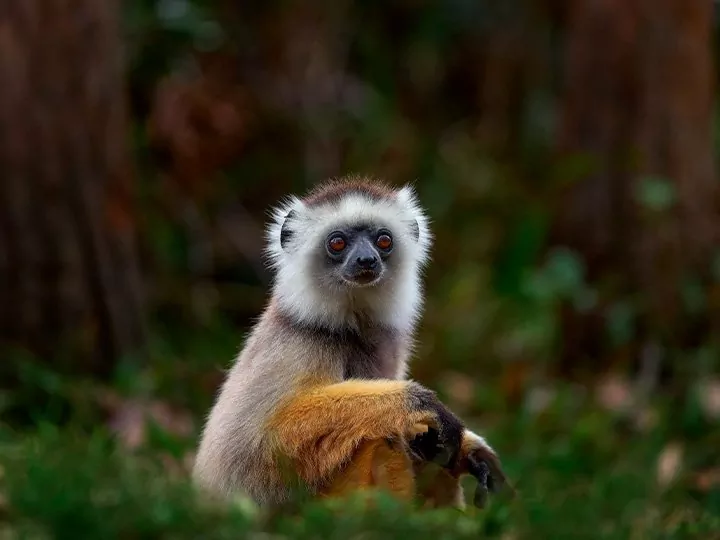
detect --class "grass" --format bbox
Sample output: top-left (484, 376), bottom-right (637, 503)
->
top-left (1, 378), bottom-right (718, 540)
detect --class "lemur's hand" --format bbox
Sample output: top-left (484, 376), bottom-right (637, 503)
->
top-left (405, 383), bottom-right (464, 469)
top-left (408, 409), bottom-right (513, 509)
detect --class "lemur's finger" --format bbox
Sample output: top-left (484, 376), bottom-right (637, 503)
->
top-left (408, 422), bottom-right (430, 438)
top-left (432, 442), bottom-right (454, 468)
top-left (474, 484), bottom-right (489, 509)
top-left (467, 454), bottom-right (489, 485)
top-left (485, 452), bottom-right (515, 496)
top-left (462, 431), bottom-right (514, 496)
top-left (476, 453), bottom-right (503, 493)
top-left (408, 426), bottom-right (442, 462)
top-left (467, 457), bottom-right (490, 508)
top-left (411, 425), bottom-right (462, 469)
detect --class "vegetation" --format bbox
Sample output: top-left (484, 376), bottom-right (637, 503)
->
top-left (2, 379), bottom-right (719, 538)
top-left (1, 0), bottom-right (719, 537)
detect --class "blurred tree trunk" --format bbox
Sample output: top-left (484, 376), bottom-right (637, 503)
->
top-left (0, 0), bottom-right (146, 377)
top-left (553, 0), bottom-right (718, 376)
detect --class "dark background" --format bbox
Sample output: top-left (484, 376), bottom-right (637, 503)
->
top-left (0, 1), bottom-right (719, 537)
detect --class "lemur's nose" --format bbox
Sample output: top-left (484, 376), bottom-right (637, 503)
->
top-left (356, 255), bottom-right (378, 269)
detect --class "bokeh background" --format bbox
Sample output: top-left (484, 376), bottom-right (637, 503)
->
top-left (1, 0), bottom-right (719, 537)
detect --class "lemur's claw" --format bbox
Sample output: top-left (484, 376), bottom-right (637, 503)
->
top-left (467, 451), bottom-right (515, 508)
top-left (467, 455), bottom-right (492, 508)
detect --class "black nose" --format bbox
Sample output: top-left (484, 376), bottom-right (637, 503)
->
top-left (356, 255), bottom-right (378, 269)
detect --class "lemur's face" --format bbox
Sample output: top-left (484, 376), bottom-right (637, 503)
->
top-left (323, 223), bottom-right (394, 288)
top-left (266, 178), bottom-right (433, 311)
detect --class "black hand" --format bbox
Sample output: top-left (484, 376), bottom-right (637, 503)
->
top-left (406, 383), bottom-right (464, 469)
top-left (408, 425), bottom-right (451, 465)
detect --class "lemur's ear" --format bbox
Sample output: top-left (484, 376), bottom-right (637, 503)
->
top-left (266, 196), bottom-right (305, 265)
top-left (409, 219), bottom-right (420, 242)
top-left (396, 184), bottom-right (433, 264)
top-left (280, 209), bottom-right (297, 251)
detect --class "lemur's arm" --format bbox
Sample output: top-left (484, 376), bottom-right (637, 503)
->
top-left (266, 379), bottom-right (464, 487)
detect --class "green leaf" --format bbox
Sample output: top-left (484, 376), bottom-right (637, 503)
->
top-left (634, 175), bottom-right (676, 212)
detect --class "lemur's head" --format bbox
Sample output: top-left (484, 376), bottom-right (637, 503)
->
top-left (265, 175), bottom-right (432, 330)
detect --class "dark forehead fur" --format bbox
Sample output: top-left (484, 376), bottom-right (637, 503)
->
top-left (302, 175), bottom-right (398, 208)
top-left (269, 301), bottom-right (402, 380)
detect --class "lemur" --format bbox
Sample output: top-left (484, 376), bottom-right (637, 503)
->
top-left (192, 175), bottom-right (509, 509)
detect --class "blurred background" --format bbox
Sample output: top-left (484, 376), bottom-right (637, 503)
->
top-left (1, 0), bottom-right (719, 537)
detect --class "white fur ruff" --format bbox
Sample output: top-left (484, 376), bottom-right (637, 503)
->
top-left (264, 184), bottom-right (433, 333)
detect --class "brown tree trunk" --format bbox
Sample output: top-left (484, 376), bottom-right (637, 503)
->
top-left (553, 0), bottom-right (718, 375)
top-left (0, 0), bottom-right (146, 377)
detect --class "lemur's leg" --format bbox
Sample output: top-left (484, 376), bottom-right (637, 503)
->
top-left (266, 379), bottom-right (463, 492)
top-left (413, 460), bottom-right (465, 509)
top-left (320, 437), bottom-right (417, 501)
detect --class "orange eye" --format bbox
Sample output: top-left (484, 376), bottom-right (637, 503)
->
top-left (376, 234), bottom-right (393, 251)
top-left (328, 236), bottom-right (346, 252)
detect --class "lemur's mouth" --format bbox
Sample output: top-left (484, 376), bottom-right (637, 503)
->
top-left (343, 269), bottom-right (382, 287)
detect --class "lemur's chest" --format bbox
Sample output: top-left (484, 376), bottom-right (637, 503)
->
top-left (340, 325), bottom-right (403, 380)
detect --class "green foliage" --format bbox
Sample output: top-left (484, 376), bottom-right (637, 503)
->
top-left (1, 390), bottom-right (718, 539)
top-left (635, 176), bottom-right (677, 213)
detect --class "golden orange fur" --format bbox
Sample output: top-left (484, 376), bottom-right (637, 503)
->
top-left (265, 379), bottom-right (505, 508)
top-left (266, 380), bottom-right (437, 489)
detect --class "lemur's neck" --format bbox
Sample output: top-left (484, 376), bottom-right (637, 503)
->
top-left (270, 298), bottom-right (405, 380)
top-left (273, 292), bottom-right (398, 335)
top-left (272, 268), bottom-right (423, 336)
top-left (274, 289), bottom-right (418, 337)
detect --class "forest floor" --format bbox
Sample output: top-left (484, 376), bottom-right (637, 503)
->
top-left (1, 329), bottom-right (719, 539)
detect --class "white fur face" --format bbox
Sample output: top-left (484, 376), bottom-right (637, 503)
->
top-left (264, 183), bottom-right (433, 332)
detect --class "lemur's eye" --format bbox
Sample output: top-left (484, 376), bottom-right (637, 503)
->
top-left (376, 234), bottom-right (393, 251)
top-left (328, 235), bottom-right (347, 253)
